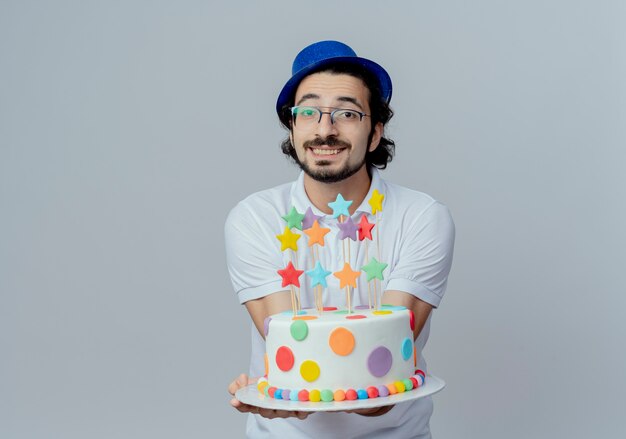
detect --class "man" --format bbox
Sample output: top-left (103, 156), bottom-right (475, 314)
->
top-left (226, 40), bottom-right (455, 438)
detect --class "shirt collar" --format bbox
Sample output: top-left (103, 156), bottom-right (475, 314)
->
top-left (290, 167), bottom-right (384, 217)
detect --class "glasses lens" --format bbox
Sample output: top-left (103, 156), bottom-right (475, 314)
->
top-left (292, 106), bottom-right (319, 126)
top-left (333, 109), bottom-right (361, 123)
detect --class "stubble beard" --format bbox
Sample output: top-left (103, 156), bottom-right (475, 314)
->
top-left (296, 136), bottom-right (366, 184)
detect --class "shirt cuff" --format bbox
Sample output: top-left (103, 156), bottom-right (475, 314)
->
top-left (385, 278), bottom-right (443, 308)
top-left (237, 280), bottom-right (286, 304)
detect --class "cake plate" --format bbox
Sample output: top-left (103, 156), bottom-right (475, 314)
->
top-left (235, 374), bottom-right (445, 412)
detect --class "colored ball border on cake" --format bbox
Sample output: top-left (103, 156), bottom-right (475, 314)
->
top-left (257, 370), bottom-right (426, 402)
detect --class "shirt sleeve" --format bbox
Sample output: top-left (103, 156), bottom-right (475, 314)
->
top-left (385, 201), bottom-right (455, 308)
top-left (224, 201), bottom-right (286, 304)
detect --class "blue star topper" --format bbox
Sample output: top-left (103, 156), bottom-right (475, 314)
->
top-left (306, 261), bottom-right (332, 288)
top-left (327, 193), bottom-right (353, 218)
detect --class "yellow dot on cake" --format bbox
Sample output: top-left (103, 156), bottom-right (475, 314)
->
top-left (300, 360), bottom-right (320, 382)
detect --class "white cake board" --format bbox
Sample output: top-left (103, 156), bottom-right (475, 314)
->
top-left (235, 374), bottom-right (445, 412)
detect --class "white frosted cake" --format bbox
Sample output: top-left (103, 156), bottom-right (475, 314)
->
top-left (257, 305), bottom-right (425, 402)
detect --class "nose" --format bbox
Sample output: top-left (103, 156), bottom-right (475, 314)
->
top-left (315, 111), bottom-right (339, 138)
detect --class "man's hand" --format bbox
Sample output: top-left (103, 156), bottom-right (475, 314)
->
top-left (228, 373), bottom-right (310, 420)
top-left (345, 405), bottom-right (395, 417)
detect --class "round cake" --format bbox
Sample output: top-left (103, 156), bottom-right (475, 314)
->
top-left (258, 305), bottom-right (425, 402)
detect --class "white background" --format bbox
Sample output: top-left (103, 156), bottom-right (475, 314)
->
top-left (1, 1), bottom-right (625, 438)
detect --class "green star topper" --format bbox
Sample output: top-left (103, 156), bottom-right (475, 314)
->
top-left (282, 206), bottom-right (305, 230)
top-left (361, 257), bottom-right (388, 282)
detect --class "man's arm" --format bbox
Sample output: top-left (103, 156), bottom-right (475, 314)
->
top-left (382, 289), bottom-right (433, 340)
top-left (348, 289), bottom-right (432, 417)
top-left (228, 290), bottom-right (311, 420)
top-left (244, 290), bottom-right (293, 338)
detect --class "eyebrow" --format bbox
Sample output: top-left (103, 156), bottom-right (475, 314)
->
top-left (296, 94), bottom-right (364, 111)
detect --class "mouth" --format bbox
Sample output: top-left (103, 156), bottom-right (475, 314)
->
top-left (307, 146), bottom-right (347, 157)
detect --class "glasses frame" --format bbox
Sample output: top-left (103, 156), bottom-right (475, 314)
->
top-left (290, 106), bottom-right (370, 126)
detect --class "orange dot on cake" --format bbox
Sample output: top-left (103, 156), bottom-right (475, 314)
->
top-left (329, 327), bottom-right (355, 356)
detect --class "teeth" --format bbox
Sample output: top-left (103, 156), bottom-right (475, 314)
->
top-left (313, 148), bottom-right (340, 155)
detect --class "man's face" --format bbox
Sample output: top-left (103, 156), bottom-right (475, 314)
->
top-left (290, 72), bottom-right (381, 184)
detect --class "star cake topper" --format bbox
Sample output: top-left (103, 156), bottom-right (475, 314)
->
top-left (303, 220), bottom-right (331, 247)
top-left (276, 226), bottom-right (301, 252)
top-left (368, 189), bottom-right (385, 215)
top-left (306, 261), bottom-right (332, 288)
top-left (328, 194), bottom-right (353, 219)
top-left (357, 214), bottom-right (375, 241)
top-left (333, 262), bottom-right (361, 289)
top-left (337, 216), bottom-right (358, 241)
top-left (361, 257), bottom-right (388, 282)
top-left (282, 206), bottom-right (305, 230)
top-left (302, 207), bottom-right (324, 230)
top-left (278, 261), bottom-right (304, 288)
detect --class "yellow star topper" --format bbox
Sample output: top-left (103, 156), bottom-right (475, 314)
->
top-left (368, 189), bottom-right (385, 214)
top-left (276, 226), bottom-right (300, 252)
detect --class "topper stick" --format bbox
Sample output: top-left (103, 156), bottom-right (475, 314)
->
top-left (290, 285), bottom-right (296, 315)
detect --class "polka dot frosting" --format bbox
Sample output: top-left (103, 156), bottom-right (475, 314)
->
top-left (300, 360), bottom-right (320, 382)
top-left (346, 314), bottom-right (366, 320)
top-left (263, 306), bottom-right (418, 403)
top-left (367, 346), bottom-right (392, 377)
top-left (276, 346), bottom-right (294, 371)
top-left (290, 320), bottom-right (308, 341)
top-left (264, 316), bottom-right (271, 337)
top-left (329, 327), bottom-right (355, 356)
top-left (401, 337), bottom-right (413, 361)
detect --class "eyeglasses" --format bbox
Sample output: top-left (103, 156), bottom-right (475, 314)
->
top-left (290, 106), bottom-right (369, 128)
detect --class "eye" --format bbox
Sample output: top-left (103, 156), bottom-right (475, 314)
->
top-left (296, 107), bottom-right (318, 118)
top-left (335, 110), bottom-right (359, 120)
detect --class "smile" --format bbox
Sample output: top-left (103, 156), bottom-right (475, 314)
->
top-left (312, 148), bottom-right (343, 155)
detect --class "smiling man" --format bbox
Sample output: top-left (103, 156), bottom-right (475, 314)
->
top-left (226, 41), bottom-right (455, 438)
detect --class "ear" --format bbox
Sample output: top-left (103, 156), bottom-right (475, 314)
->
top-left (368, 122), bottom-right (383, 152)
top-left (289, 131), bottom-right (294, 147)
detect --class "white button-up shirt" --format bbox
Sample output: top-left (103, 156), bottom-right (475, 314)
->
top-left (225, 168), bottom-right (455, 438)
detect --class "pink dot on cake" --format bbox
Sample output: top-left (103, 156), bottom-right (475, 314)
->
top-left (276, 346), bottom-right (294, 371)
top-left (354, 305), bottom-right (371, 310)
top-left (367, 346), bottom-right (392, 377)
top-left (322, 306), bottom-right (338, 311)
top-left (346, 314), bottom-right (366, 320)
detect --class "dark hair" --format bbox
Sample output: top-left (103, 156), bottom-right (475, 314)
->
top-left (278, 62), bottom-right (395, 169)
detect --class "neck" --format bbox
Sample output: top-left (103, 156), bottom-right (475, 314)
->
top-left (303, 165), bottom-right (372, 215)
